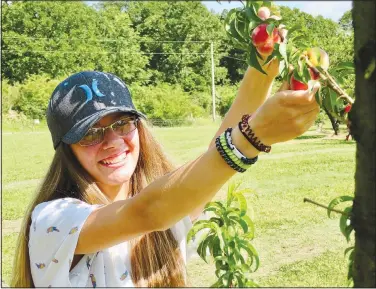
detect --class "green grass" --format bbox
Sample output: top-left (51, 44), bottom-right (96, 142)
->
top-left (1, 120), bottom-right (356, 286)
top-left (258, 249), bottom-right (351, 287)
top-left (2, 233), bottom-right (18, 286)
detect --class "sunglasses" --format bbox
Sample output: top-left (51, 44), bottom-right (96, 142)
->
top-left (79, 116), bottom-right (139, 146)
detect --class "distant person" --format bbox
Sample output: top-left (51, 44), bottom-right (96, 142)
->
top-left (11, 61), bottom-right (320, 287)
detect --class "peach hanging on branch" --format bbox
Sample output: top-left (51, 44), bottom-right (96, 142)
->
top-left (222, 0), bottom-right (355, 123)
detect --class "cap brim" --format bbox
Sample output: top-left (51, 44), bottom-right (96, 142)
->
top-left (62, 107), bottom-right (147, 145)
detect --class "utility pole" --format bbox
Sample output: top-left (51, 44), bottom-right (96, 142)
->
top-left (210, 41), bottom-right (216, 122)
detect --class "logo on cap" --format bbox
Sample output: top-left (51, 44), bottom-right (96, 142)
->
top-left (78, 79), bottom-right (105, 103)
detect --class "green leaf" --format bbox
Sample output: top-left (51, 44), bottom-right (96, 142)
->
top-left (238, 239), bottom-right (260, 271)
top-left (235, 275), bottom-right (244, 287)
top-left (322, 87), bottom-right (344, 120)
top-left (234, 12), bottom-right (249, 42)
top-left (227, 181), bottom-right (240, 207)
top-left (344, 246), bottom-right (354, 257)
top-left (239, 215), bottom-right (255, 237)
top-left (210, 237), bottom-right (222, 258)
top-left (204, 201), bottom-right (226, 216)
top-left (335, 61), bottom-right (355, 74)
top-left (339, 206), bottom-right (353, 242)
top-left (233, 192), bottom-right (248, 216)
top-left (286, 24), bottom-right (303, 36)
top-left (266, 23), bottom-right (275, 36)
top-left (197, 234), bottom-right (215, 263)
top-left (327, 195), bottom-right (354, 218)
top-left (315, 89), bottom-right (322, 106)
top-left (225, 272), bottom-right (234, 287)
top-left (187, 220), bottom-right (215, 242)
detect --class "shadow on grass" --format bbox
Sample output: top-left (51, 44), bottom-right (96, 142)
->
top-left (294, 135), bottom-right (326, 140)
top-left (300, 139), bottom-right (356, 146)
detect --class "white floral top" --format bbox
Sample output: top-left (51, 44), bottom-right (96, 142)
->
top-left (29, 197), bottom-right (195, 287)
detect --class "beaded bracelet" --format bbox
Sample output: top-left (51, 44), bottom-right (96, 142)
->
top-left (215, 136), bottom-right (246, 173)
top-left (223, 128), bottom-right (258, 165)
top-left (219, 135), bottom-right (251, 170)
top-left (215, 129), bottom-right (259, 173)
top-left (239, 114), bottom-right (272, 153)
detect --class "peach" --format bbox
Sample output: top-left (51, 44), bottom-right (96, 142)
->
top-left (290, 75), bottom-right (308, 91)
top-left (257, 7), bottom-right (270, 20)
top-left (306, 47), bottom-right (330, 70)
top-left (251, 23), bottom-right (279, 57)
top-left (308, 68), bottom-right (320, 80)
top-left (256, 38), bottom-right (274, 56)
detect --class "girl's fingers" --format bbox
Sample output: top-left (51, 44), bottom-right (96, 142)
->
top-left (294, 106), bottom-right (320, 131)
top-left (277, 81), bottom-right (290, 92)
top-left (279, 82), bottom-right (321, 105)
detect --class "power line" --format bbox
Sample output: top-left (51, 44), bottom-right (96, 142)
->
top-left (2, 36), bottom-right (218, 43)
top-left (1, 50), bottom-right (245, 62)
top-left (1, 50), bottom-right (211, 55)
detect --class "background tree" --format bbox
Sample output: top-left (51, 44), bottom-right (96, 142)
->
top-left (351, 1), bottom-right (375, 287)
top-left (124, 1), bottom-right (229, 91)
top-left (1, 1), bottom-right (149, 84)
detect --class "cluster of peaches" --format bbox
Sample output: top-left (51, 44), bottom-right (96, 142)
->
top-left (251, 6), bottom-right (351, 113)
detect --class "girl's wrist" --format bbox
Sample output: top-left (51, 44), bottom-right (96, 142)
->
top-left (231, 125), bottom-right (260, 159)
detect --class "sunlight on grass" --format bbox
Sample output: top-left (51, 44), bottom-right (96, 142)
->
top-left (2, 121), bottom-right (356, 287)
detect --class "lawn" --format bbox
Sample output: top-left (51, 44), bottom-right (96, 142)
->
top-left (1, 120), bottom-right (356, 286)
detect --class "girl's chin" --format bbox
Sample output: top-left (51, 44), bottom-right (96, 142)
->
top-left (101, 169), bottom-right (134, 185)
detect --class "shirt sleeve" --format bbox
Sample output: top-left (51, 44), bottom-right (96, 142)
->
top-left (29, 197), bottom-right (101, 287)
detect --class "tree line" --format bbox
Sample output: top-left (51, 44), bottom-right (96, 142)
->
top-left (1, 1), bottom-right (354, 123)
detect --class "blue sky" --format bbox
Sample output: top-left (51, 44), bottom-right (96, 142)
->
top-left (84, 1), bottom-right (352, 22)
top-left (202, 1), bottom-right (352, 22)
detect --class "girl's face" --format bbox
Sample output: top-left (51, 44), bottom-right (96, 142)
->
top-left (70, 112), bottom-right (140, 187)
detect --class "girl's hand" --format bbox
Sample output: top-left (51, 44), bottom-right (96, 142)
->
top-left (248, 81), bottom-right (321, 146)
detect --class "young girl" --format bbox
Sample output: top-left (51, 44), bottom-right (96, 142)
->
top-left (11, 62), bottom-right (320, 287)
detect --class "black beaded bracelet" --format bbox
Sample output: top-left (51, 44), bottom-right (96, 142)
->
top-left (223, 128), bottom-right (258, 165)
top-left (215, 136), bottom-right (246, 173)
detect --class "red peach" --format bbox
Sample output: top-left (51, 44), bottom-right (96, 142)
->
top-left (256, 38), bottom-right (275, 56)
top-left (290, 75), bottom-right (308, 91)
top-left (309, 68), bottom-right (320, 80)
top-left (251, 23), bottom-right (270, 45)
top-left (251, 23), bottom-right (279, 47)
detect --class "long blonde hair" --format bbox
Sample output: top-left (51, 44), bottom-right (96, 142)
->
top-left (11, 118), bottom-right (187, 287)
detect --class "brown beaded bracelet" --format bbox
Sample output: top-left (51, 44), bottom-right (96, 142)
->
top-left (239, 114), bottom-right (272, 153)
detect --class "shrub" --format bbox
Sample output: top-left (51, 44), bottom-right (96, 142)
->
top-left (1, 79), bottom-right (20, 115)
top-left (13, 74), bottom-right (61, 119)
top-left (215, 85), bottom-right (239, 117)
top-left (130, 83), bottom-right (207, 126)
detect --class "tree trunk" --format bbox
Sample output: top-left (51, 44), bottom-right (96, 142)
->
top-left (323, 106), bottom-right (340, 135)
top-left (351, 1), bottom-right (376, 287)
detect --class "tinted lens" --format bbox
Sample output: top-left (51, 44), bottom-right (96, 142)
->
top-left (113, 119), bottom-right (137, 136)
top-left (79, 128), bottom-right (103, 146)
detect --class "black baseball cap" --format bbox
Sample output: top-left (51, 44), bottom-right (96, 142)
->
top-left (46, 71), bottom-right (147, 149)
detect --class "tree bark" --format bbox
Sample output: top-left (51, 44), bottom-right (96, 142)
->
top-left (351, 1), bottom-right (376, 287)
